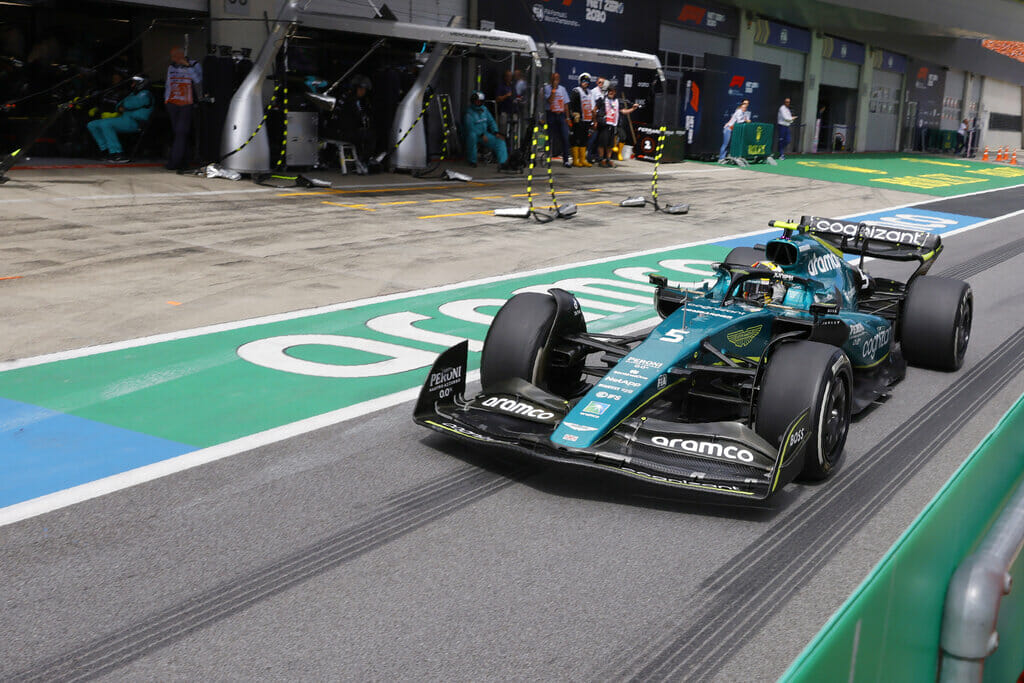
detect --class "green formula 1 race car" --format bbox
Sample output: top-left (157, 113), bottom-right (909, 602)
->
top-left (414, 215), bottom-right (972, 499)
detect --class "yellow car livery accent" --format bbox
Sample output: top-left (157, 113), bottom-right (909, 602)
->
top-left (727, 325), bottom-right (763, 348)
top-left (772, 411), bottom-right (809, 492)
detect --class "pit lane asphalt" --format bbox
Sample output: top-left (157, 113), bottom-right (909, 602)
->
top-left (2, 164), bottom-right (1023, 681)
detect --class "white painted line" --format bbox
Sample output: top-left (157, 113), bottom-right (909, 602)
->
top-left (0, 315), bottom-right (663, 527)
top-left (1, 186), bottom-right (1021, 526)
top-left (0, 230), bottom-right (776, 370)
top-left (941, 207), bottom-right (1024, 238)
top-left (0, 381), bottom-right (429, 527)
top-left (1, 184), bottom-right (1018, 373)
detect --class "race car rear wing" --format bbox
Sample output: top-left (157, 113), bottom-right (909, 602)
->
top-left (798, 215), bottom-right (943, 265)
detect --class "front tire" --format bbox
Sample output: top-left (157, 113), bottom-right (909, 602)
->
top-left (901, 276), bottom-right (972, 371)
top-left (480, 290), bottom-right (586, 398)
top-left (755, 341), bottom-right (852, 481)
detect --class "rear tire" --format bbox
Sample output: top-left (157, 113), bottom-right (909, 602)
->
top-left (756, 341), bottom-right (852, 481)
top-left (901, 276), bottom-right (972, 371)
top-left (480, 291), bottom-right (585, 398)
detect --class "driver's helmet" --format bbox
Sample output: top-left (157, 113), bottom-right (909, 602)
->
top-left (743, 260), bottom-right (785, 303)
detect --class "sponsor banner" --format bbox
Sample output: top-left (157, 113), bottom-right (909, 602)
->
top-left (823, 36), bottom-right (865, 64)
top-left (482, 1), bottom-right (651, 51)
top-left (688, 54), bottom-right (780, 158)
top-left (479, 2), bottom-right (658, 113)
top-left (907, 59), bottom-right (946, 129)
top-left (872, 50), bottom-right (907, 74)
top-left (753, 20), bottom-right (810, 53)
top-left (660, 0), bottom-right (739, 36)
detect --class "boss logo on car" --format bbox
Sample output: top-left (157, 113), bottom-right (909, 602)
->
top-left (861, 327), bottom-right (891, 357)
top-left (481, 397), bottom-right (555, 420)
top-left (650, 436), bottom-right (756, 462)
top-left (788, 428), bottom-right (807, 447)
top-left (807, 253), bottom-right (843, 277)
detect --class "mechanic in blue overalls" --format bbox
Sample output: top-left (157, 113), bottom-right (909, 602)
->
top-left (86, 75), bottom-right (153, 163)
top-left (463, 90), bottom-right (508, 168)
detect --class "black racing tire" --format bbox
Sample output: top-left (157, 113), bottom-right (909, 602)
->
top-left (480, 292), bottom-right (584, 398)
top-left (901, 276), bottom-right (972, 371)
top-left (756, 341), bottom-right (852, 482)
top-left (723, 246), bottom-right (765, 268)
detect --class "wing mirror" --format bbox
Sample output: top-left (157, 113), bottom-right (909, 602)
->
top-left (810, 302), bottom-right (840, 318)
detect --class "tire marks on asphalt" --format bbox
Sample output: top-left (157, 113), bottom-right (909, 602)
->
top-left (940, 235), bottom-right (1024, 282)
top-left (608, 325), bottom-right (1024, 681)
top-left (9, 463), bottom-right (533, 682)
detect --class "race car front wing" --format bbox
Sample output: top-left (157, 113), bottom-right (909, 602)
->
top-left (414, 342), bottom-right (812, 500)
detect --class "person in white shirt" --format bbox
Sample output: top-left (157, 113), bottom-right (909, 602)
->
top-left (956, 118), bottom-right (968, 154)
top-left (776, 97), bottom-right (797, 159)
top-left (719, 99), bottom-right (750, 162)
top-left (543, 72), bottom-right (572, 167)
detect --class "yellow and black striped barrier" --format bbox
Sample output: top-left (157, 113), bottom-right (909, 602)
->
top-left (276, 83), bottom-right (289, 169)
top-left (651, 125), bottom-right (666, 206)
top-left (219, 84), bottom-right (281, 163)
top-left (543, 119), bottom-right (559, 213)
top-left (620, 125), bottom-right (688, 215)
top-left (438, 96), bottom-right (450, 161)
top-left (392, 93), bottom-right (434, 153)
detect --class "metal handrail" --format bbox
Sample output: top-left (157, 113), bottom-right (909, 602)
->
top-left (939, 477), bottom-right (1024, 681)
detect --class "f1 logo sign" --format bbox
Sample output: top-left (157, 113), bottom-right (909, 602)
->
top-left (729, 76), bottom-right (745, 88)
top-left (678, 5), bottom-right (706, 23)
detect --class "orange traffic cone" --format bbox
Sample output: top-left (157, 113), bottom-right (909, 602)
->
top-left (1012, 149), bottom-right (1018, 165)
top-left (982, 147), bottom-right (989, 161)
top-left (998, 147), bottom-right (1005, 162)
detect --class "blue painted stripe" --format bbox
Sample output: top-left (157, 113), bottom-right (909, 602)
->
top-left (0, 397), bottom-right (194, 508)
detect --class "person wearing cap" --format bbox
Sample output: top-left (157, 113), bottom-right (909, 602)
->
top-left (86, 75), bottom-right (153, 163)
top-left (463, 90), bottom-right (508, 168)
top-left (543, 72), bottom-right (572, 167)
top-left (594, 82), bottom-right (636, 167)
top-left (164, 46), bottom-right (202, 171)
top-left (569, 73), bottom-right (594, 167)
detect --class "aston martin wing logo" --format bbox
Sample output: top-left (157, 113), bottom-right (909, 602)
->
top-left (727, 324), bottom-right (763, 347)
